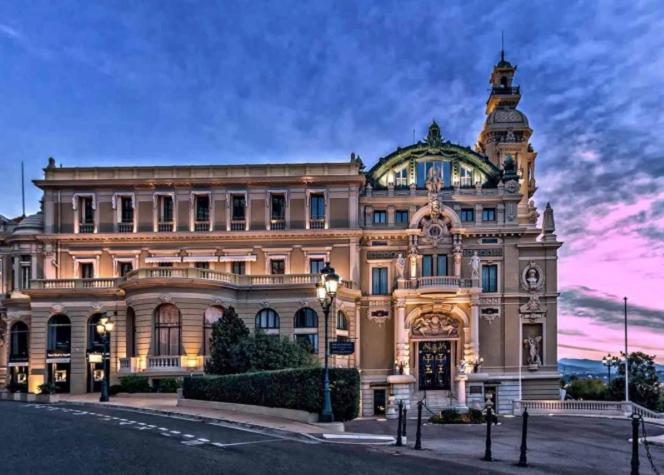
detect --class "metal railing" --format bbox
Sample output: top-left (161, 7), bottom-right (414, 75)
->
top-left (117, 222), bottom-right (134, 233)
top-left (309, 218), bottom-right (325, 229)
top-left (157, 222), bottom-right (174, 232)
top-left (194, 221), bottom-right (210, 232)
top-left (270, 219), bottom-right (285, 230)
top-left (78, 223), bottom-right (95, 234)
top-left (230, 219), bottom-right (246, 231)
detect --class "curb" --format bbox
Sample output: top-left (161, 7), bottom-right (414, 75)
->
top-left (61, 400), bottom-right (317, 443)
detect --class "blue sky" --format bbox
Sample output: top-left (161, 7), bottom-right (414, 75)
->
top-left (1, 1), bottom-right (663, 360)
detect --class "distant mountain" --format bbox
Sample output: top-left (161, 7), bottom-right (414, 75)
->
top-left (558, 358), bottom-right (664, 380)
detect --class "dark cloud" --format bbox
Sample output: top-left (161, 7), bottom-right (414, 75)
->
top-left (560, 286), bottom-right (664, 331)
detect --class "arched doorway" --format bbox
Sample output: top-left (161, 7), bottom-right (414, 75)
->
top-left (47, 314), bottom-right (71, 393)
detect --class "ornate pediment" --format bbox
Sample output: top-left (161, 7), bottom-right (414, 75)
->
top-left (411, 313), bottom-right (459, 338)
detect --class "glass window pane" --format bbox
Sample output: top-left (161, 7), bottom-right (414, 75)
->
top-left (422, 256), bottom-right (433, 277)
top-left (437, 255), bottom-right (447, 276)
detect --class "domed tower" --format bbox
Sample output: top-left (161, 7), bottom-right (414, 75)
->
top-left (477, 49), bottom-right (538, 222)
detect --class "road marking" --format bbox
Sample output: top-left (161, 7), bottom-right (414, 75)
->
top-left (197, 438), bottom-right (210, 443)
top-left (158, 427), bottom-right (168, 431)
top-left (170, 430), bottom-right (181, 435)
top-left (211, 439), bottom-right (285, 448)
top-left (181, 440), bottom-right (206, 446)
top-left (184, 434), bottom-right (195, 438)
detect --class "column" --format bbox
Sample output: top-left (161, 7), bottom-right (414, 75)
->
top-left (471, 298), bottom-right (480, 358)
top-left (456, 375), bottom-right (467, 408)
top-left (395, 301), bottom-right (409, 375)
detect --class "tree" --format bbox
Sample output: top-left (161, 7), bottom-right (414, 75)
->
top-left (230, 332), bottom-right (317, 373)
top-left (566, 378), bottom-right (608, 401)
top-left (607, 351), bottom-right (661, 410)
top-left (205, 306), bottom-right (250, 375)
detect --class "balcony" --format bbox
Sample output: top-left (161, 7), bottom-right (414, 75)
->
top-left (31, 278), bottom-right (119, 290)
top-left (270, 219), bottom-right (285, 230)
top-left (194, 221), bottom-right (210, 232)
top-left (78, 223), bottom-right (94, 234)
top-left (119, 355), bottom-right (205, 374)
top-left (398, 275), bottom-right (478, 293)
top-left (158, 221), bottom-right (174, 232)
top-left (118, 222), bottom-right (134, 233)
top-left (309, 218), bottom-right (325, 229)
top-left (230, 219), bottom-right (246, 231)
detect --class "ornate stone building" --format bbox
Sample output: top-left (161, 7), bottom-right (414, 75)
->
top-left (0, 54), bottom-right (561, 415)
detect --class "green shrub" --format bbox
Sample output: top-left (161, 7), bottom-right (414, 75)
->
top-left (38, 383), bottom-right (57, 395)
top-left (183, 368), bottom-right (360, 421)
top-left (430, 408), bottom-right (485, 424)
top-left (229, 332), bottom-right (318, 373)
top-left (119, 375), bottom-right (151, 393)
top-left (566, 378), bottom-right (608, 401)
top-left (154, 378), bottom-right (180, 393)
top-left (109, 384), bottom-right (123, 396)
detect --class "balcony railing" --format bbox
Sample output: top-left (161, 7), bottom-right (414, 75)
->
top-left (270, 219), bottom-right (285, 230)
top-left (309, 218), bottom-right (325, 229)
top-left (230, 219), bottom-right (246, 231)
top-left (398, 276), bottom-right (478, 290)
top-left (78, 223), bottom-right (94, 234)
top-left (30, 278), bottom-right (120, 290)
top-left (194, 221), bottom-right (210, 232)
top-left (147, 355), bottom-right (181, 370)
top-left (118, 222), bottom-right (134, 233)
top-left (158, 221), bottom-right (174, 232)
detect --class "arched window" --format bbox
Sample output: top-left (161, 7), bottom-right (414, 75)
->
top-left (294, 307), bottom-right (318, 353)
top-left (87, 313), bottom-right (106, 351)
top-left (126, 307), bottom-right (136, 357)
top-left (255, 308), bottom-right (279, 330)
top-left (336, 311), bottom-right (349, 331)
top-left (10, 321), bottom-right (29, 359)
top-left (154, 304), bottom-right (181, 356)
top-left (203, 306), bottom-right (224, 355)
top-left (47, 314), bottom-right (71, 353)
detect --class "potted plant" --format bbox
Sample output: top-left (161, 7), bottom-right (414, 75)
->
top-left (36, 383), bottom-right (59, 403)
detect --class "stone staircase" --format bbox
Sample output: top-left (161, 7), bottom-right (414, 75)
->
top-left (411, 390), bottom-right (456, 415)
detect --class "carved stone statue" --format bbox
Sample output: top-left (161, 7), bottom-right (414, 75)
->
top-left (411, 313), bottom-right (459, 338)
top-left (426, 165), bottom-right (443, 194)
top-left (543, 202), bottom-right (555, 234)
top-left (524, 336), bottom-right (543, 366)
top-left (526, 268), bottom-right (539, 290)
top-left (470, 251), bottom-right (481, 280)
top-left (457, 358), bottom-right (467, 375)
top-left (395, 253), bottom-right (406, 280)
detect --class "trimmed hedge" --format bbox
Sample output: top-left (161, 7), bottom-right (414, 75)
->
top-left (183, 368), bottom-right (360, 421)
top-left (119, 375), bottom-right (151, 393)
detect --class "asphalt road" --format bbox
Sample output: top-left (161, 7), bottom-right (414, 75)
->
top-left (0, 402), bottom-right (499, 475)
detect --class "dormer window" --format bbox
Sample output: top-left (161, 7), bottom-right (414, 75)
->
top-left (394, 168), bottom-right (408, 188)
top-left (459, 166), bottom-right (473, 187)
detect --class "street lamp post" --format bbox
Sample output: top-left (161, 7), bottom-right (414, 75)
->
top-left (96, 314), bottom-right (114, 403)
top-left (316, 262), bottom-right (340, 423)
top-left (602, 354), bottom-right (620, 385)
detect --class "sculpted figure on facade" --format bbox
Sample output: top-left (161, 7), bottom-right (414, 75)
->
top-left (394, 253), bottom-right (406, 280)
top-left (524, 336), bottom-right (543, 367)
top-left (411, 313), bottom-right (459, 338)
top-left (470, 251), bottom-right (481, 280)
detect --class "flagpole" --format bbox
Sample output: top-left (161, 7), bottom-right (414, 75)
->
top-left (624, 297), bottom-right (629, 404)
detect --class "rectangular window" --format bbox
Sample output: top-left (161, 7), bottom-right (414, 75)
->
top-left (231, 261), bottom-right (246, 275)
top-left (232, 195), bottom-right (246, 220)
top-left (309, 258), bottom-right (325, 275)
top-left (80, 263), bottom-right (94, 279)
top-left (194, 262), bottom-right (209, 270)
top-left (395, 210), bottom-right (409, 224)
top-left (160, 196), bottom-right (173, 222)
top-left (20, 256), bottom-right (31, 290)
top-left (271, 194), bottom-right (285, 221)
top-left (195, 195), bottom-right (210, 222)
top-left (416, 161), bottom-right (452, 188)
top-left (371, 267), bottom-right (388, 295)
top-left (482, 208), bottom-right (496, 222)
top-left (118, 261), bottom-right (133, 277)
top-left (270, 259), bottom-right (285, 275)
top-left (460, 208), bottom-right (475, 222)
top-left (459, 167), bottom-right (473, 187)
top-left (394, 168), bottom-right (408, 188)
top-left (436, 255), bottom-right (447, 276)
top-left (373, 210), bottom-right (387, 224)
top-left (121, 197), bottom-right (134, 223)
top-left (482, 265), bottom-right (498, 293)
top-left (422, 255), bottom-right (433, 277)
top-left (310, 194), bottom-right (325, 220)
top-left (81, 197), bottom-right (94, 224)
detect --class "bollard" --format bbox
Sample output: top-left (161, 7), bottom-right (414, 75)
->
top-left (631, 414), bottom-right (640, 475)
top-left (396, 400), bottom-right (403, 447)
top-left (415, 401), bottom-right (423, 450)
top-left (402, 408), bottom-right (407, 438)
top-left (517, 407), bottom-right (529, 467)
top-left (483, 405), bottom-right (493, 461)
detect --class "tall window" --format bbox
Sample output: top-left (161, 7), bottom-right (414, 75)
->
top-left (154, 304), bottom-right (181, 356)
top-left (309, 258), bottom-right (325, 275)
top-left (47, 314), bottom-right (71, 353)
top-left (482, 265), bottom-right (498, 293)
top-left (231, 261), bottom-right (246, 275)
top-left (422, 255), bottom-right (433, 277)
top-left (459, 166), bottom-right (474, 187)
top-left (373, 210), bottom-right (387, 225)
top-left (270, 259), bottom-right (285, 275)
top-left (416, 161), bottom-right (452, 188)
top-left (371, 267), bottom-right (388, 295)
top-left (126, 307), bottom-right (136, 358)
top-left (232, 195), bottom-right (246, 220)
top-left (482, 208), bottom-right (496, 222)
top-left (395, 210), bottom-right (409, 224)
top-left (271, 194), bottom-right (285, 221)
top-left (460, 208), bottom-right (475, 222)
top-left (294, 308), bottom-right (318, 353)
top-left (10, 321), bottom-right (29, 360)
top-left (87, 314), bottom-right (105, 352)
top-left (394, 168), bottom-right (408, 188)
top-left (80, 197), bottom-right (94, 225)
top-left (255, 308), bottom-right (279, 330)
top-left (195, 195), bottom-right (210, 222)
top-left (437, 255), bottom-right (447, 276)
top-left (336, 311), bottom-right (349, 331)
top-left (423, 255), bottom-right (446, 276)
top-left (121, 197), bottom-right (134, 223)
top-left (203, 306), bottom-right (224, 355)
top-left (20, 255), bottom-right (31, 289)
top-left (310, 194), bottom-right (325, 220)
top-left (159, 195), bottom-right (173, 222)
top-left (80, 262), bottom-right (94, 279)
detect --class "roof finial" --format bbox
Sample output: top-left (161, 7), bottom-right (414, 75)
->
top-left (501, 31), bottom-right (505, 62)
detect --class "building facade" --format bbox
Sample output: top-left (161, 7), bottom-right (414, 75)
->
top-left (0, 55), bottom-right (561, 415)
